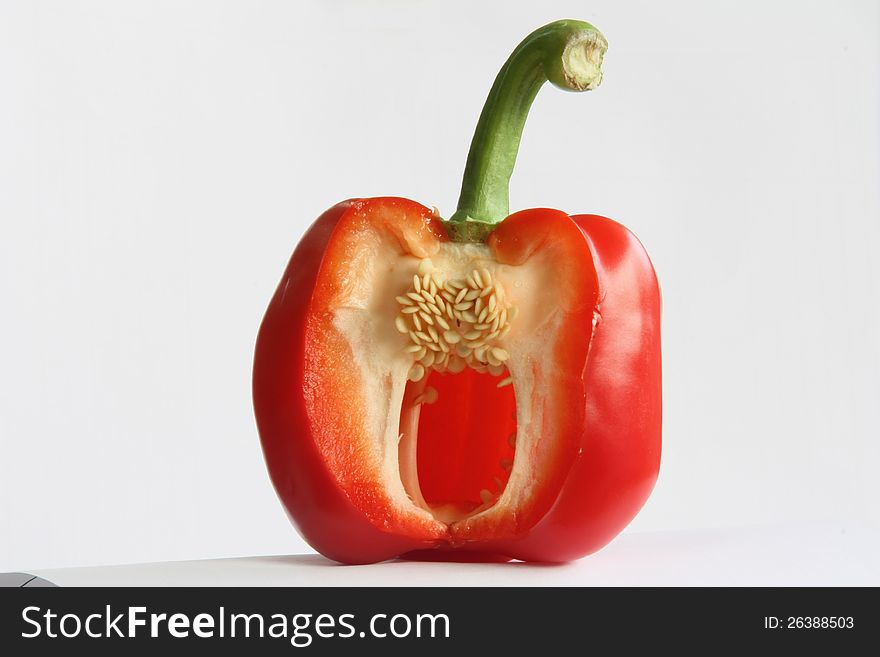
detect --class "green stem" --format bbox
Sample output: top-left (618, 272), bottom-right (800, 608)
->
top-left (446, 20), bottom-right (607, 242)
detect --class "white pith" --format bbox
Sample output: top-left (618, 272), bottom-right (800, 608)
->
top-left (332, 239), bottom-right (568, 527)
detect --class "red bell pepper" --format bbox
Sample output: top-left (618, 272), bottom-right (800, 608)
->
top-left (253, 20), bottom-right (661, 564)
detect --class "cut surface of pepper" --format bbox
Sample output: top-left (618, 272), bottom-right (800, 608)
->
top-left (253, 19), bottom-right (661, 563)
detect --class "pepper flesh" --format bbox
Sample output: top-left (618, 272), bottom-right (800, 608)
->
top-left (253, 20), bottom-right (661, 563)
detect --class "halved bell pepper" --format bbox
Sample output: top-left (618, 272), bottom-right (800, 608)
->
top-left (253, 20), bottom-right (661, 564)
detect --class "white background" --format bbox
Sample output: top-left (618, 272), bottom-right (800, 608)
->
top-left (2, 0), bottom-right (878, 574)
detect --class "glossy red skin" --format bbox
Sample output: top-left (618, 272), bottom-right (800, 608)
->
top-left (253, 200), bottom-right (439, 564)
top-left (492, 214), bottom-right (662, 561)
top-left (253, 199), bottom-right (661, 563)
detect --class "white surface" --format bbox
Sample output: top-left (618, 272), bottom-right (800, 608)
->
top-left (2, 1), bottom-right (880, 572)
top-left (29, 526), bottom-right (880, 587)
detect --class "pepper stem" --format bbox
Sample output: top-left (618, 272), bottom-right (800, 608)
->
top-left (446, 20), bottom-right (607, 241)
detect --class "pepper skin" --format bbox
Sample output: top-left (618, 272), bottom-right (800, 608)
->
top-left (253, 20), bottom-right (661, 564)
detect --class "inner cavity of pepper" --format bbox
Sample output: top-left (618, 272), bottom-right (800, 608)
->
top-left (396, 258), bottom-right (518, 523)
top-left (399, 368), bottom-right (517, 523)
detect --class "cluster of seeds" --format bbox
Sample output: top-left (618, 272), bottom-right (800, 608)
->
top-left (395, 258), bottom-right (517, 387)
